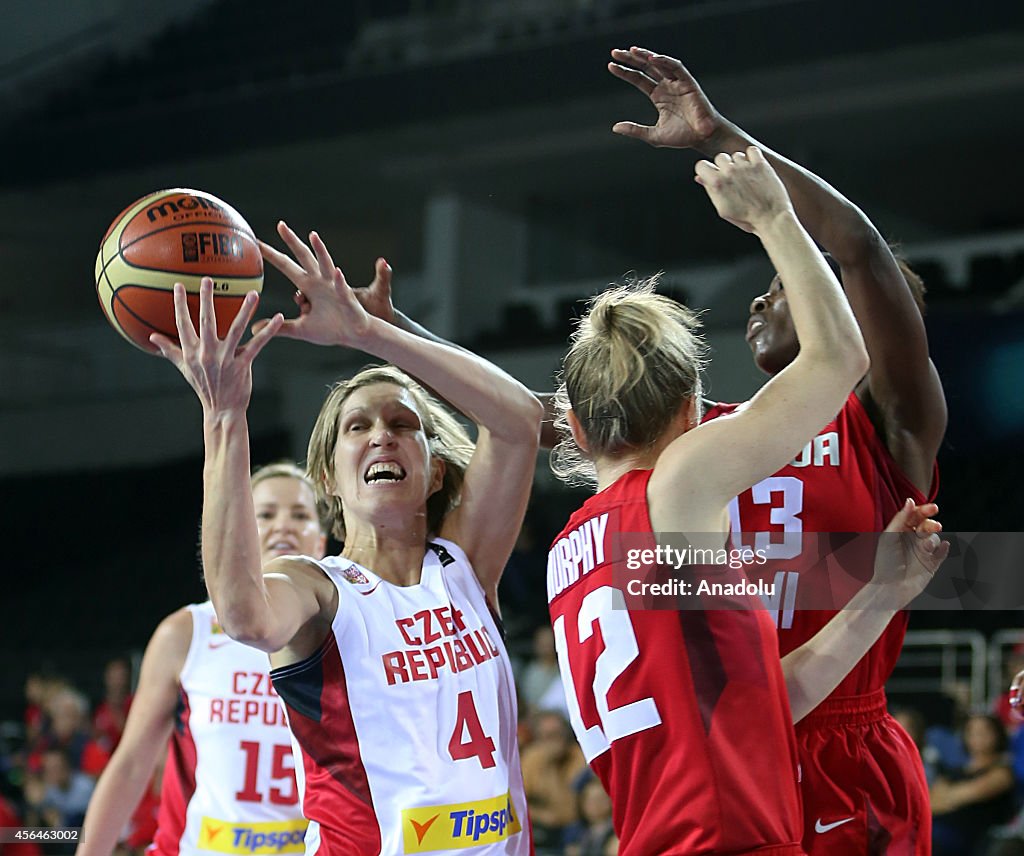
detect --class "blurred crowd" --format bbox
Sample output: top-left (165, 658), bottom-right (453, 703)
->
top-left (1, 657), bottom-right (159, 856)
top-left (891, 647), bottom-right (1024, 856)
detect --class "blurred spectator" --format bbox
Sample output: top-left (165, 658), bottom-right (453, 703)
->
top-left (23, 672), bottom-right (65, 746)
top-left (565, 773), bottom-right (616, 856)
top-left (28, 689), bottom-right (109, 777)
top-left (25, 748), bottom-right (94, 828)
top-left (926, 683), bottom-right (973, 773)
top-left (932, 713), bottom-right (1016, 856)
top-left (519, 627), bottom-right (562, 713)
top-left (520, 710), bottom-right (588, 852)
top-left (92, 656), bottom-right (133, 752)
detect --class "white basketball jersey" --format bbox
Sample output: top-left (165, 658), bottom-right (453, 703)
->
top-left (151, 602), bottom-right (307, 856)
top-left (270, 539), bottom-right (529, 855)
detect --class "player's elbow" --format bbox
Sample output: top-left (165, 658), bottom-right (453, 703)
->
top-left (495, 390), bottom-right (546, 445)
top-left (213, 602), bottom-right (282, 652)
top-left (823, 205), bottom-right (882, 266)
top-left (839, 333), bottom-right (870, 382)
top-left (521, 393), bottom-right (546, 442)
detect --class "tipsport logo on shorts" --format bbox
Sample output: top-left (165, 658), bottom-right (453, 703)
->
top-left (198, 817), bottom-right (307, 854)
top-left (402, 791), bottom-right (522, 852)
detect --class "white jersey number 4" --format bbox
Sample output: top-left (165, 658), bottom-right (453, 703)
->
top-left (448, 690), bottom-right (497, 769)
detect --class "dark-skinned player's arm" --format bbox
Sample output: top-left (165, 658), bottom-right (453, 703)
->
top-left (609, 46), bottom-right (946, 494)
top-left (344, 257), bottom-right (560, 449)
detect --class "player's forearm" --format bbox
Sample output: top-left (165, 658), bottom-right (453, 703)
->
top-left (76, 753), bottom-right (154, 856)
top-left (755, 211), bottom-right (867, 374)
top-left (702, 121), bottom-right (877, 264)
top-left (393, 309), bottom-right (453, 348)
top-left (781, 584), bottom-right (897, 722)
top-left (363, 319), bottom-right (543, 442)
top-left (201, 411), bottom-right (269, 641)
top-left (393, 310), bottom-right (558, 446)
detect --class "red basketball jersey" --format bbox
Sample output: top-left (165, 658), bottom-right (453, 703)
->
top-left (547, 470), bottom-right (803, 856)
top-left (703, 392), bottom-right (939, 699)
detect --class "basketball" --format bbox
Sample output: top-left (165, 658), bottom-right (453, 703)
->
top-left (95, 188), bottom-right (263, 353)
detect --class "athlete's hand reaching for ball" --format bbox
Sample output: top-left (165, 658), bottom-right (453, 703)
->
top-left (256, 221), bottom-right (381, 348)
top-left (150, 279), bottom-right (282, 415)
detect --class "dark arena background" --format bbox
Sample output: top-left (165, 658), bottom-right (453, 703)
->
top-left (1, 0), bottom-right (1022, 852)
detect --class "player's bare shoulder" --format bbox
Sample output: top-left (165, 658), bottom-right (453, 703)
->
top-left (137, 606), bottom-right (194, 686)
top-left (152, 606), bottom-right (194, 652)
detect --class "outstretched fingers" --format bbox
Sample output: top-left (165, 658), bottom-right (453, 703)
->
top-left (309, 231), bottom-right (341, 285)
top-left (371, 257), bottom-right (392, 297)
top-left (276, 220), bottom-right (319, 274)
top-left (172, 282), bottom-right (199, 350)
top-left (610, 47), bottom-right (664, 81)
top-left (196, 277), bottom-right (219, 341)
top-left (645, 51), bottom-right (696, 83)
top-left (239, 310), bottom-right (284, 360)
top-left (224, 289), bottom-right (261, 353)
top-left (149, 331), bottom-right (182, 367)
top-left (608, 57), bottom-right (657, 96)
top-left (611, 120), bottom-right (658, 141)
top-left (259, 238), bottom-right (306, 282)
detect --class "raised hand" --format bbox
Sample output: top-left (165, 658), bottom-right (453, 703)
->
top-left (257, 221), bottom-right (378, 348)
top-left (351, 257), bottom-right (395, 325)
top-left (608, 46), bottom-right (722, 149)
top-left (694, 146), bottom-right (792, 234)
top-left (150, 279), bottom-right (282, 415)
top-left (870, 499), bottom-right (949, 606)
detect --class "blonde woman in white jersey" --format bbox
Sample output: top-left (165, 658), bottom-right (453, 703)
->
top-left (77, 463), bottom-right (327, 856)
top-left (151, 222), bottom-right (543, 855)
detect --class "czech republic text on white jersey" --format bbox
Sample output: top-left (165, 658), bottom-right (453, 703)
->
top-left (152, 601), bottom-right (307, 856)
top-left (270, 539), bottom-right (530, 856)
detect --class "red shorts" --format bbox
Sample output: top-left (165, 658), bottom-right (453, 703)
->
top-left (796, 689), bottom-right (930, 856)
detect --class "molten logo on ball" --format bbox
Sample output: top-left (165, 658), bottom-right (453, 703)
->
top-left (146, 193), bottom-right (227, 223)
top-left (95, 188), bottom-right (263, 354)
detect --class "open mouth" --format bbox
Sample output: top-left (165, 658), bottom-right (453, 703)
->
top-left (267, 541), bottom-right (298, 553)
top-left (364, 461), bottom-right (407, 484)
top-left (745, 317), bottom-right (766, 341)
